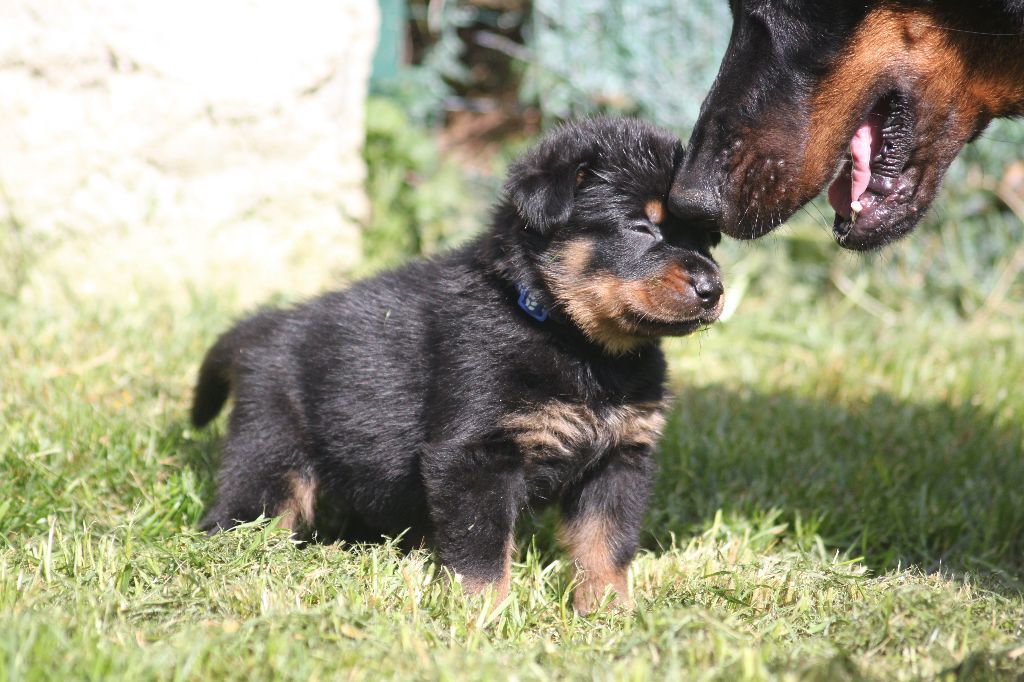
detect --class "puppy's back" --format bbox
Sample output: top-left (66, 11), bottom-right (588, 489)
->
top-left (191, 248), bottom-right (477, 439)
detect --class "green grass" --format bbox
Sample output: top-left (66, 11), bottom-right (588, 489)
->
top-left (3, 220), bottom-right (1024, 680)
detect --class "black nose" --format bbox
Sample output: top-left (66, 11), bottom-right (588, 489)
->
top-left (668, 186), bottom-right (723, 229)
top-left (693, 273), bottom-right (723, 307)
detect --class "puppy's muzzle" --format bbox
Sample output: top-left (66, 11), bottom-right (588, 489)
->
top-left (670, 254), bottom-right (724, 322)
top-left (631, 255), bottom-right (724, 329)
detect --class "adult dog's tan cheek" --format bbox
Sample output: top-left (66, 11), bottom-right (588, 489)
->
top-left (799, 9), bottom-right (908, 190)
top-left (801, 5), bottom-right (1024, 191)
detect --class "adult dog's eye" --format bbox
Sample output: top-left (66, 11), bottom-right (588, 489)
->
top-left (626, 221), bottom-right (663, 242)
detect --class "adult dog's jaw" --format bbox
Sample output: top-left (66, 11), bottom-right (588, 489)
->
top-left (826, 89), bottom-right (930, 251)
top-left (669, 0), bottom-right (1024, 250)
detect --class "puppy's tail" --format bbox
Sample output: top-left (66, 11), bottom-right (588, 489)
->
top-left (190, 311), bottom-right (280, 427)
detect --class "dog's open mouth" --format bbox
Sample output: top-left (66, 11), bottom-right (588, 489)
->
top-left (826, 91), bottom-right (918, 249)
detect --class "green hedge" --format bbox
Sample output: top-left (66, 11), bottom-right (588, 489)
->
top-left (525, 0), bottom-right (730, 131)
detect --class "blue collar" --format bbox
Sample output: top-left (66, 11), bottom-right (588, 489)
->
top-left (515, 283), bottom-right (550, 322)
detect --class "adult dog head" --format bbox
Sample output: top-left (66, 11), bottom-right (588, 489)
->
top-left (669, 0), bottom-right (1024, 251)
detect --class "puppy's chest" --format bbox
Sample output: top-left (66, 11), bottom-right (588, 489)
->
top-left (501, 398), bottom-right (667, 463)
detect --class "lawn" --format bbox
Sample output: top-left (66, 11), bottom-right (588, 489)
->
top-left (2, 205), bottom-right (1023, 680)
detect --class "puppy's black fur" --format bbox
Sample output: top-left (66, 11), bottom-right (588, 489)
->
top-left (192, 118), bottom-right (724, 613)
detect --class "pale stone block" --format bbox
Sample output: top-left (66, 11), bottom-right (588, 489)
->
top-left (1, 0), bottom-right (379, 305)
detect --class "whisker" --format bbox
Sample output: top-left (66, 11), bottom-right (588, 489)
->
top-left (808, 201), bottom-right (834, 232)
top-left (915, 23), bottom-right (1021, 36)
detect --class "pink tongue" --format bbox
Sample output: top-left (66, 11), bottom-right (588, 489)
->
top-left (848, 120), bottom-right (875, 204)
top-left (827, 115), bottom-right (882, 218)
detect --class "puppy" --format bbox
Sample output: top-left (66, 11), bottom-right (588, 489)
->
top-left (191, 118), bottom-right (724, 614)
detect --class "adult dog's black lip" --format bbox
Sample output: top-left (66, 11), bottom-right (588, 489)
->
top-left (831, 90), bottom-right (919, 250)
top-left (832, 174), bottom-right (922, 251)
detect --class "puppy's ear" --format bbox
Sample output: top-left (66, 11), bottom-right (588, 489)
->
top-left (504, 144), bottom-right (586, 234)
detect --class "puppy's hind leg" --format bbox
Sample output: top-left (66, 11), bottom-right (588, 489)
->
top-left (200, 405), bottom-right (319, 538)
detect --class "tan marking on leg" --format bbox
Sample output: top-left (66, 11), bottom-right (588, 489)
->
top-left (560, 514), bottom-right (631, 614)
top-left (456, 534), bottom-right (514, 604)
top-left (277, 471), bottom-right (317, 532)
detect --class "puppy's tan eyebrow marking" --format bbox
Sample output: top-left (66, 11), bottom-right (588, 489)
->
top-left (645, 199), bottom-right (665, 225)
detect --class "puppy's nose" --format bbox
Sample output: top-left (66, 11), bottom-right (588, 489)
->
top-left (693, 273), bottom-right (723, 307)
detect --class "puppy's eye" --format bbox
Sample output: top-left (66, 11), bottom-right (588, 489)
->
top-left (626, 221), bottom-right (663, 241)
top-left (575, 163), bottom-right (589, 188)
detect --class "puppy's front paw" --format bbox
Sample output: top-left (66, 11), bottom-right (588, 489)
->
top-left (454, 571), bottom-right (511, 603)
top-left (573, 579), bottom-right (633, 615)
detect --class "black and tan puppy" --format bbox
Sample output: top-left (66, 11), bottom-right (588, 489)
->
top-left (191, 118), bottom-right (724, 613)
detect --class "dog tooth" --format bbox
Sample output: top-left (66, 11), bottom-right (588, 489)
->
top-left (850, 200), bottom-right (863, 213)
